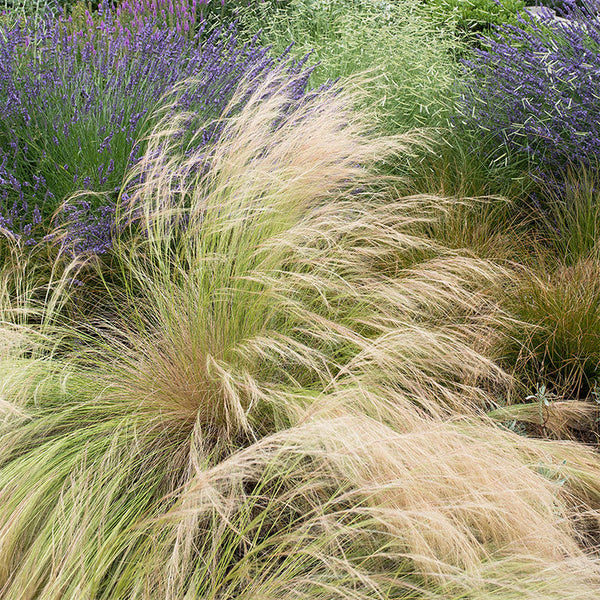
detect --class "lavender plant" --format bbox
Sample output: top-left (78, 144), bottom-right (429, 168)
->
top-left (102, 0), bottom-right (258, 39)
top-left (0, 1), bottom-right (313, 253)
top-left (457, 0), bottom-right (600, 189)
top-left (110, 0), bottom-right (203, 38)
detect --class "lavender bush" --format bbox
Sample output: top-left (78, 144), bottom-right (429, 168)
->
top-left (0, 1), bottom-right (313, 252)
top-left (107, 0), bottom-right (204, 38)
top-left (457, 0), bottom-right (600, 187)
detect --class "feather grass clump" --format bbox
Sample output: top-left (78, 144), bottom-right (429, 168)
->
top-left (99, 73), bottom-right (510, 442)
top-left (2, 74), bottom-right (600, 598)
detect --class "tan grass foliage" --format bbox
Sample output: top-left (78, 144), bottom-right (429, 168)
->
top-left (489, 399), bottom-right (600, 439)
top-left (1, 74), bottom-right (600, 599)
top-left (108, 407), bottom-right (600, 599)
top-left (104, 73), bottom-right (510, 442)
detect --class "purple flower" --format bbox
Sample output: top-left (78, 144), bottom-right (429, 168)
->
top-left (0, 1), bottom-right (317, 253)
top-left (458, 0), bottom-right (600, 182)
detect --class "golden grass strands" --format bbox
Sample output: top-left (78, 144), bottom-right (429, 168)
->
top-left (127, 410), bottom-right (600, 599)
top-left (489, 399), bottom-right (600, 439)
top-left (1, 73), bottom-right (600, 599)
top-left (102, 72), bottom-right (513, 443)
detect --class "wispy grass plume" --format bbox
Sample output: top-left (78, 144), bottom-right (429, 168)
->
top-left (2, 73), bottom-right (600, 599)
top-left (101, 72), bottom-right (511, 441)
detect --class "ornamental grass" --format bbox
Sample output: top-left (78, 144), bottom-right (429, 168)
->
top-left (234, 0), bottom-right (461, 134)
top-left (1, 74), bottom-right (600, 598)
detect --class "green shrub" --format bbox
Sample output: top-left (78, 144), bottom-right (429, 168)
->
top-left (424, 0), bottom-right (526, 36)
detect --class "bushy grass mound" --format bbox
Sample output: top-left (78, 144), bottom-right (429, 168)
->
top-left (2, 74), bottom-right (600, 599)
top-left (234, 0), bottom-right (462, 134)
top-left (501, 255), bottom-right (600, 399)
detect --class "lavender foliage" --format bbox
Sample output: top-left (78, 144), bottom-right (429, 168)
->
top-left (457, 0), bottom-right (600, 185)
top-left (0, 1), bottom-right (314, 252)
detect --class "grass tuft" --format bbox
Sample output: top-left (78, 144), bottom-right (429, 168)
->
top-left (1, 72), bottom-right (600, 598)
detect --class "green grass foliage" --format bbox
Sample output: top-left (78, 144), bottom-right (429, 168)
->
top-left (2, 75), bottom-right (600, 598)
top-left (503, 258), bottom-right (600, 399)
top-left (235, 0), bottom-right (462, 133)
top-left (495, 167), bottom-right (600, 400)
top-left (424, 0), bottom-right (526, 35)
top-left (535, 166), bottom-right (600, 265)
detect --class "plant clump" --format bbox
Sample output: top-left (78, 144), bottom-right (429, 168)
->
top-left (0, 0), bottom-right (314, 251)
top-left (234, 0), bottom-right (462, 134)
top-left (4, 76), bottom-right (600, 599)
top-left (457, 0), bottom-right (600, 186)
